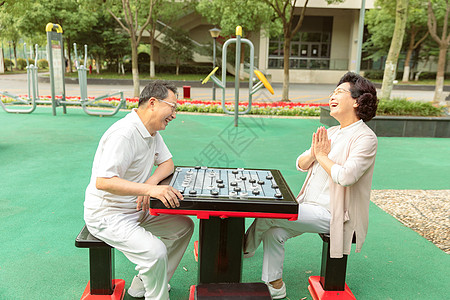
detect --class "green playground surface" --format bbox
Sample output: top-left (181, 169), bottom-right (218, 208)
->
top-left (1, 107), bottom-right (449, 300)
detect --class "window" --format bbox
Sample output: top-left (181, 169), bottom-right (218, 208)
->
top-left (268, 16), bottom-right (333, 70)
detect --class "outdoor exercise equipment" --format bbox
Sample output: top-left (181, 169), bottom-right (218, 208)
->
top-left (45, 23), bottom-right (126, 117)
top-left (46, 23), bottom-right (67, 115)
top-left (202, 26), bottom-right (274, 127)
top-left (0, 44), bottom-right (39, 114)
top-left (73, 43), bottom-right (126, 117)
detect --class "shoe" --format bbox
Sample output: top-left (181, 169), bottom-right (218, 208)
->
top-left (266, 281), bottom-right (286, 299)
top-left (243, 251), bottom-right (255, 258)
top-left (128, 275), bottom-right (171, 298)
top-left (128, 275), bottom-right (145, 298)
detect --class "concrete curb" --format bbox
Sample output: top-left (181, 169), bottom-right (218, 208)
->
top-left (38, 76), bottom-right (251, 88)
top-left (373, 82), bottom-right (450, 92)
top-left (4, 73), bottom-right (448, 92)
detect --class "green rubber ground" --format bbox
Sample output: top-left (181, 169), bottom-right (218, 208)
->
top-left (1, 107), bottom-right (449, 299)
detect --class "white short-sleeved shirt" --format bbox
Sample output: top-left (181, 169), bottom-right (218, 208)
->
top-left (84, 109), bottom-right (172, 211)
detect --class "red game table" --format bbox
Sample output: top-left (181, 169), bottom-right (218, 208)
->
top-left (150, 166), bottom-right (298, 284)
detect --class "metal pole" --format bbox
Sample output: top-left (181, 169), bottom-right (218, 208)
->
top-left (234, 27), bottom-right (242, 127)
top-left (355, 0), bottom-right (366, 74)
top-left (212, 37), bottom-right (216, 101)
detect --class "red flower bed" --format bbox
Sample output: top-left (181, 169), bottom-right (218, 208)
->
top-left (16, 95), bottom-right (328, 107)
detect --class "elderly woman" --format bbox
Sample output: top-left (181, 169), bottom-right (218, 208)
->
top-left (244, 72), bottom-right (379, 299)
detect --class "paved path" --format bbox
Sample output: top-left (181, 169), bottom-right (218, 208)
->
top-left (0, 72), bottom-right (440, 103)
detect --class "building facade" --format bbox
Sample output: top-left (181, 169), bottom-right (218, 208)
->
top-left (148, 0), bottom-right (376, 84)
top-left (258, 0), bottom-right (376, 83)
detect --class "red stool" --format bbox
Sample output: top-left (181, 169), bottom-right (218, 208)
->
top-left (76, 225), bottom-right (125, 300)
top-left (189, 283), bottom-right (271, 299)
top-left (308, 233), bottom-right (357, 300)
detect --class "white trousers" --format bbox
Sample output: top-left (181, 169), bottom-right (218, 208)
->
top-left (85, 209), bottom-right (194, 300)
top-left (244, 203), bottom-right (330, 282)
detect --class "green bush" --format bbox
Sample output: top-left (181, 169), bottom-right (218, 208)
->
top-left (377, 98), bottom-right (443, 117)
top-left (364, 70), bottom-right (384, 80)
top-left (365, 70), bottom-right (450, 81)
top-left (124, 62), bottom-right (220, 75)
top-left (17, 58), bottom-right (28, 70)
top-left (3, 58), bottom-right (14, 70)
top-left (415, 72), bottom-right (450, 80)
top-left (37, 59), bottom-right (49, 69)
top-left (27, 58), bottom-right (35, 66)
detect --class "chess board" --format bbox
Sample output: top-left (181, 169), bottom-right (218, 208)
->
top-left (172, 166), bottom-right (284, 199)
top-left (150, 166), bottom-right (298, 219)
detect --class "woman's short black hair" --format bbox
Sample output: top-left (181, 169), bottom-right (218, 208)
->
top-left (138, 80), bottom-right (178, 107)
top-left (338, 72), bottom-right (379, 122)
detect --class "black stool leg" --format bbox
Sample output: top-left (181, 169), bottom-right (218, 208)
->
top-left (89, 247), bottom-right (114, 295)
top-left (319, 238), bottom-right (348, 291)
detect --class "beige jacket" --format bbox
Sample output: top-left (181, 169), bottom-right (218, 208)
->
top-left (298, 121), bottom-right (378, 258)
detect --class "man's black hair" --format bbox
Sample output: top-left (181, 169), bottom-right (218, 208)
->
top-left (138, 80), bottom-right (178, 107)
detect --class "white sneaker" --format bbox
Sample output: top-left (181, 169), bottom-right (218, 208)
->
top-left (266, 281), bottom-right (286, 299)
top-left (128, 275), bottom-right (145, 298)
top-left (127, 275), bottom-right (171, 298)
top-left (243, 251), bottom-right (255, 258)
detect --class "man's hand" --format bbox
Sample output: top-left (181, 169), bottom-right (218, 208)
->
top-left (136, 195), bottom-right (150, 211)
top-left (313, 126), bottom-right (331, 158)
top-left (139, 185), bottom-right (183, 210)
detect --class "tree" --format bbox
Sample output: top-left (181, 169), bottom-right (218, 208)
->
top-left (0, 12), bottom-right (21, 70)
top-left (15, 0), bottom-right (97, 73)
top-left (427, 0), bottom-right (449, 105)
top-left (261, 0), bottom-right (343, 101)
top-left (364, 0), bottom-right (429, 83)
top-left (197, 0), bottom-right (280, 38)
top-left (402, 2), bottom-right (429, 82)
top-left (105, 0), bottom-right (158, 97)
top-left (75, 7), bottom-right (130, 74)
top-left (197, 0), bottom-right (280, 80)
top-left (262, 0), bottom-right (308, 101)
top-left (146, 0), bottom-right (187, 78)
top-left (380, 0), bottom-right (409, 100)
top-left (161, 27), bottom-right (194, 75)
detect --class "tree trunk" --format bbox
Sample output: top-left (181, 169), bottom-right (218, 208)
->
top-left (96, 55), bottom-right (100, 74)
top-left (67, 38), bottom-right (72, 73)
top-left (13, 41), bottom-right (18, 70)
top-left (240, 44), bottom-right (245, 80)
top-left (176, 58), bottom-right (180, 76)
top-left (131, 39), bottom-right (140, 97)
top-left (380, 0), bottom-right (409, 100)
top-left (150, 42), bottom-right (156, 78)
top-left (402, 30), bottom-right (415, 83)
top-left (282, 35), bottom-right (291, 101)
top-left (402, 48), bottom-right (413, 83)
top-left (433, 44), bottom-right (448, 105)
top-left (0, 48), bottom-right (4, 73)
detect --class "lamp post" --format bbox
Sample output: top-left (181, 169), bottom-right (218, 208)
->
top-left (209, 27), bottom-right (221, 101)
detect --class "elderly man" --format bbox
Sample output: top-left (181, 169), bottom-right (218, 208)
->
top-left (244, 72), bottom-right (379, 299)
top-left (84, 80), bottom-right (194, 300)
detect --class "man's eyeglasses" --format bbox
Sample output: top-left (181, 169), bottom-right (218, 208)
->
top-left (157, 99), bottom-right (178, 113)
top-left (329, 88), bottom-right (351, 98)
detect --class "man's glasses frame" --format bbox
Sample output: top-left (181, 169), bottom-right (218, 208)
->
top-left (156, 98), bottom-right (178, 113)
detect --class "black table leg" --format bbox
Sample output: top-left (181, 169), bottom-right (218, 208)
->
top-left (198, 217), bottom-right (245, 284)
